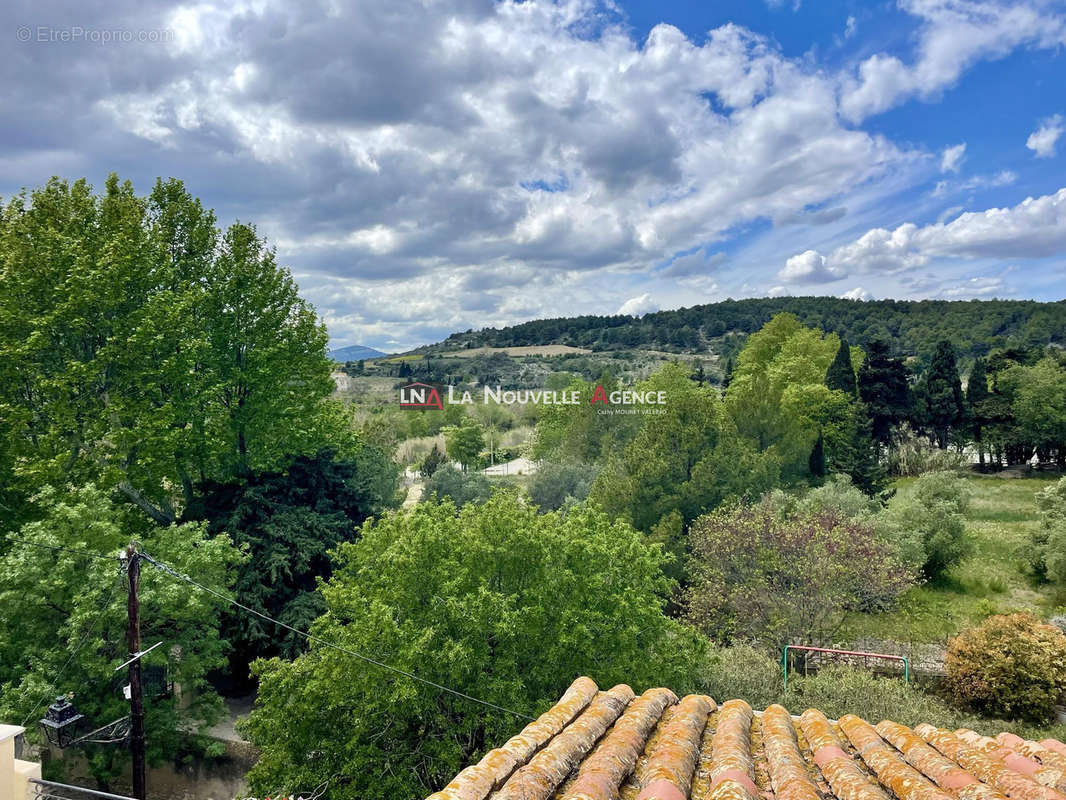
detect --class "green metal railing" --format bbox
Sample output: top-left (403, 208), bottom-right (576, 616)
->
top-left (782, 644), bottom-right (910, 691)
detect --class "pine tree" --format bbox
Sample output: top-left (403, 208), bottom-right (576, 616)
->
top-left (923, 339), bottom-right (966, 449)
top-left (967, 357), bottom-right (990, 467)
top-left (826, 336), bottom-right (858, 397)
top-left (858, 339), bottom-right (910, 445)
top-left (721, 357), bottom-right (734, 390)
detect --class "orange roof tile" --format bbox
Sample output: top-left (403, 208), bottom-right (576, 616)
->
top-left (423, 677), bottom-right (1066, 800)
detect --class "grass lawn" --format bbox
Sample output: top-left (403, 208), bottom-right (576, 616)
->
top-left (842, 474), bottom-right (1064, 644)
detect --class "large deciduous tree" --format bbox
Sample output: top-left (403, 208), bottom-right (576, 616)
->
top-left (240, 494), bottom-right (706, 800)
top-left (0, 175), bottom-right (337, 527)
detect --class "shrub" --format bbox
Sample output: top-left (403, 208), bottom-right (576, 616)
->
top-left (527, 461), bottom-right (598, 512)
top-left (697, 643), bottom-right (782, 708)
top-left (1032, 478), bottom-right (1066, 583)
top-left (888, 431), bottom-right (970, 476)
top-left (945, 613), bottom-right (1066, 723)
top-left (422, 466), bottom-right (491, 507)
top-left (685, 501), bottom-right (915, 648)
top-left (879, 471), bottom-right (971, 579)
top-left (420, 443), bottom-right (447, 477)
top-left (797, 474), bottom-right (881, 519)
top-left (784, 665), bottom-right (963, 728)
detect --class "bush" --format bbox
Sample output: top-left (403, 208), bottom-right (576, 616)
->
top-left (697, 643), bottom-right (782, 708)
top-left (422, 466), bottom-right (492, 508)
top-left (879, 471), bottom-right (971, 579)
top-left (1032, 478), bottom-right (1066, 582)
top-left (945, 613), bottom-right (1066, 723)
top-left (685, 501), bottom-right (914, 648)
top-left (797, 474), bottom-right (881, 519)
top-left (784, 665), bottom-right (963, 728)
top-left (888, 431), bottom-right (970, 476)
top-left (527, 461), bottom-right (598, 512)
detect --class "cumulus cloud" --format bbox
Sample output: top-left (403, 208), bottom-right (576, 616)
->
top-left (840, 1), bottom-right (1066, 122)
top-left (780, 187), bottom-right (1066, 283)
top-left (840, 287), bottom-right (872, 301)
top-left (618, 293), bottom-right (659, 316)
top-left (940, 143), bottom-right (966, 173)
top-left (1027, 114), bottom-right (1064, 158)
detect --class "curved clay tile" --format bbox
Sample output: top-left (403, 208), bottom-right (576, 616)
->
top-left (876, 721), bottom-right (1002, 800)
top-left (428, 676), bottom-right (599, 800)
top-left (1041, 742), bottom-right (1066, 760)
top-left (761, 705), bottom-right (821, 800)
top-left (917, 725), bottom-right (1066, 800)
top-left (798, 709), bottom-right (891, 800)
top-left (706, 700), bottom-right (760, 800)
top-left (636, 694), bottom-right (716, 800)
top-left (839, 715), bottom-right (953, 800)
top-left (562, 687), bottom-right (678, 800)
top-left (494, 684), bottom-right (637, 800)
top-left (955, 730), bottom-right (1063, 787)
top-left (998, 734), bottom-right (1066, 777)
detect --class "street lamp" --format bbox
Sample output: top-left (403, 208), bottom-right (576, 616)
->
top-left (40, 695), bottom-right (84, 748)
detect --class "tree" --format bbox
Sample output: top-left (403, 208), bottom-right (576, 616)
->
top-left (945, 613), bottom-right (1066, 723)
top-left (967, 357), bottom-right (991, 467)
top-left (857, 339), bottom-right (910, 446)
top-left (183, 448), bottom-right (398, 684)
top-left (420, 443), bottom-right (447, 477)
top-left (878, 471), bottom-right (971, 579)
top-left (1030, 478), bottom-right (1066, 583)
top-left (422, 466), bottom-right (492, 507)
top-left (684, 500), bottom-right (914, 648)
top-left (240, 495), bottom-right (706, 800)
top-left (808, 431), bottom-right (827, 477)
top-left (921, 340), bottom-right (965, 449)
top-left (0, 175), bottom-right (337, 526)
top-left (590, 364), bottom-right (780, 532)
top-left (826, 337), bottom-right (858, 397)
top-left (0, 484), bottom-right (243, 786)
top-left (443, 419), bottom-right (485, 471)
top-left (527, 462), bottom-right (598, 512)
top-left (1010, 358), bottom-right (1066, 465)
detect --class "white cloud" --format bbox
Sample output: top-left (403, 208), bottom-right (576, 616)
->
top-left (844, 16), bottom-right (858, 39)
top-left (840, 1), bottom-right (1066, 122)
top-left (932, 169), bottom-right (1016, 198)
top-left (940, 143), bottom-right (966, 173)
top-left (618, 293), bottom-right (659, 316)
top-left (940, 276), bottom-right (1006, 297)
top-left (1027, 114), bottom-right (1064, 158)
top-left (841, 287), bottom-right (872, 300)
top-left (781, 187), bottom-right (1066, 282)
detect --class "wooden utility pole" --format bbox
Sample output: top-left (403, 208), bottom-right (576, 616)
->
top-left (125, 544), bottom-right (147, 800)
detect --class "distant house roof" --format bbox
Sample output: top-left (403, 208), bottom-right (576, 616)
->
top-left (425, 676), bottom-right (1066, 800)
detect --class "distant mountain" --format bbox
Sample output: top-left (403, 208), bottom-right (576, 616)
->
top-left (425, 297), bottom-right (1066, 362)
top-left (329, 344), bottom-right (388, 362)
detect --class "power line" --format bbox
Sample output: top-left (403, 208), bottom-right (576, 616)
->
top-left (22, 571), bottom-right (123, 727)
top-left (139, 551), bottom-right (535, 722)
top-left (6, 536), bottom-right (119, 563)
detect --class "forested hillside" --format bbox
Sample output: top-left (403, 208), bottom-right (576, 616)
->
top-left (433, 298), bottom-right (1066, 361)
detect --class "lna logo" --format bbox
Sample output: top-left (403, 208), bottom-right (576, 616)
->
top-left (399, 382), bottom-right (443, 410)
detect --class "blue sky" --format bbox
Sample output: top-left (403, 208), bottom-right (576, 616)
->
top-left (1, 0), bottom-right (1065, 350)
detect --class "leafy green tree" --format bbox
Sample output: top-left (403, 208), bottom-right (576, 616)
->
top-left (878, 471), bottom-right (971, 579)
top-left (827, 402), bottom-right (887, 494)
top-left (183, 448), bottom-right (398, 684)
top-left (920, 340), bottom-right (966, 449)
top-left (443, 419), bottom-right (485, 471)
top-left (422, 466), bottom-right (492, 507)
top-left (240, 495), bottom-right (705, 800)
top-left (0, 484), bottom-right (243, 786)
top-left (1030, 478), bottom-right (1066, 583)
top-left (857, 339), bottom-right (911, 446)
top-left (590, 364), bottom-right (780, 532)
top-left (0, 175), bottom-right (337, 525)
top-left (527, 462), bottom-right (598, 512)
top-left (1010, 358), bottom-right (1066, 466)
top-left (826, 337), bottom-right (858, 397)
top-left (685, 500), bottom-right (914, 648)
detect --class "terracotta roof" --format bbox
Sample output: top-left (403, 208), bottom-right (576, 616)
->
top-left (424, 677), bottom-right (1066, 800)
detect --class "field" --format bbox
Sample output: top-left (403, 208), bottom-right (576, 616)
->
top-left (843, 474), bottom-right (1062, 645)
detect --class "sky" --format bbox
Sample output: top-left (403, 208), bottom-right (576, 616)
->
top-left (2, 0), bottom-right (1066, 351)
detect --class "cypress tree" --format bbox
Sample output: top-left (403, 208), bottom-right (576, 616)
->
top-left (826, 336), bottom-right (858, 397)
top-left (967, 357), bottom-right (990, 467)
top-left (857, 339), bottom-right (910, 445)
top-left (721, 357), bottom-right (734, 390)
top-left (923, 339), bottom-right (965, 449)
top-left (809, 430), bottom-right (827, 477)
